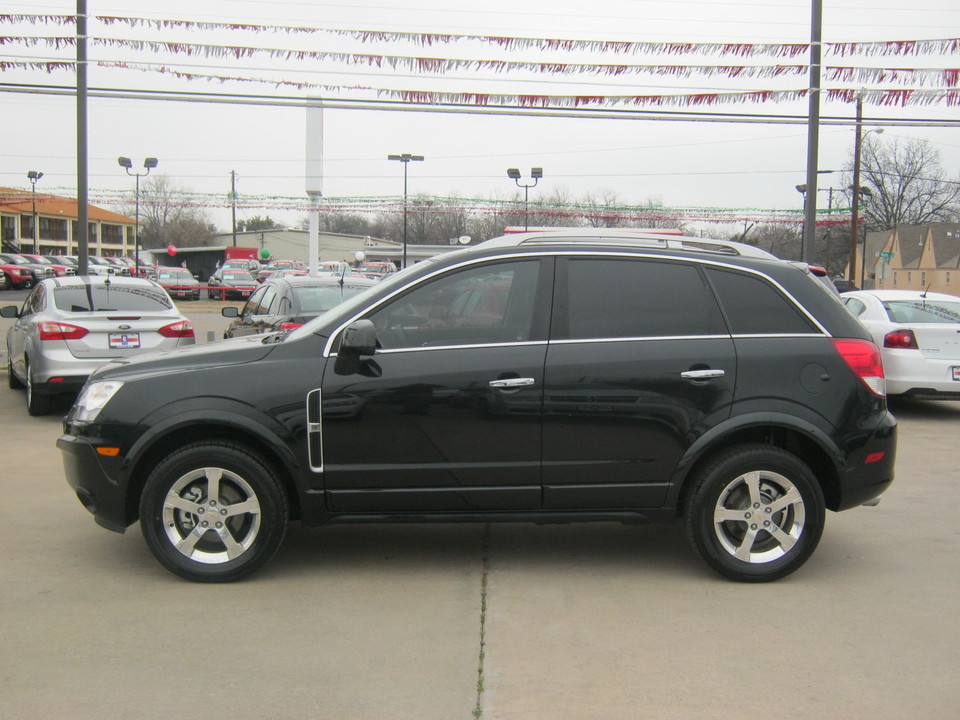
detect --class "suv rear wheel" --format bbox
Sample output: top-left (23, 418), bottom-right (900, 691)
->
top-left (684, 444), bottom-right (825, 582)
top-left (139, 441), bottom-right (288, 582)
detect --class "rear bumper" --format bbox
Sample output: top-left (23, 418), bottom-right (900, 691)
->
top-left (835, 411), bottom-right (897, 511)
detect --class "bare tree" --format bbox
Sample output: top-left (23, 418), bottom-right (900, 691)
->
top-left (749, 223), bottom-right (802, 260)
top-left (849, 135), bottom-right (960, 230)
top-left (118, 175), bottom-right (215, 249)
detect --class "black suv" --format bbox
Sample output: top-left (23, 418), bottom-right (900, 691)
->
top-left (58, 232), bottom-right (896, 583)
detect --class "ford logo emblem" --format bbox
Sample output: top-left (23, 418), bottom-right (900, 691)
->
top-left (118, 324), bottom-right (132, 330)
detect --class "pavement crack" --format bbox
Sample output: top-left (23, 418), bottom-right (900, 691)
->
top-left (472, 522), bottom-right (490, 719)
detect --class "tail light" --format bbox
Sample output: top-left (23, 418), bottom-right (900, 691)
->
top-left (159, 320), bottom-right (195, 338)
top-left (833, 338), bottom-right (886, 397)
top-left (884, 329), bottom-right (919, 349)
top-left (279, 322), bottom-right (303, 331)
top-left (39, 321), bottom-right (89, 341)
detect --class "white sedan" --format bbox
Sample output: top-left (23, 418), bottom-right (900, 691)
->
top-left (841, 289), bottom-right (960, 398)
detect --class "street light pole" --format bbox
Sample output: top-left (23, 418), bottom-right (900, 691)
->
top-left (118, 156), bottom-right (158, 272)
top-left (388, 153), bottom-right (424, 269)
top-left (26, 171), bottom-right (43, 253)
top-left (507, 167), bottom-right (543, 230)
top-left (848, 97), bottom-right (884, 286)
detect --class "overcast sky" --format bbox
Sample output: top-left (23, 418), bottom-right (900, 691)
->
top-left (2, 0), bottom-right (958, 232)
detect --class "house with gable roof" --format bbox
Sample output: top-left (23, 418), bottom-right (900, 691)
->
top-left (850, 222), bottom-right (960, 295)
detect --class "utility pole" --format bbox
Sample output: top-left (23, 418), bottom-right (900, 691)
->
top-left (230, 170), bottom-right (237, 247)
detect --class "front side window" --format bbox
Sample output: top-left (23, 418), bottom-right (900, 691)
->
top-left (364, 260), bottom-right (541, 350)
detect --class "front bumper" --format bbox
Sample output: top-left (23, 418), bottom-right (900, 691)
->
top-left (57, 433), bottom-right (130, 533)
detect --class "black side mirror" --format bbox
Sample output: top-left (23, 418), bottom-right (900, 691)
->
top-left (0, 305), bottom-right (20, 319)
top-left (339, 319), bottom-right (377, 356)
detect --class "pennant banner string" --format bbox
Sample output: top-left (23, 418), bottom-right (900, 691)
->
top-left (3, 36), bottom-right (958, 88)
top-left (1, 14), bottom-right (958, 58)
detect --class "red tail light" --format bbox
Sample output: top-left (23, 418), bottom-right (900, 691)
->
top-left (158, 320), bottom-right (195, 338)
top-left (279, 322), bottom-right (303, 331)
top-left (39, 321), bottom-right (89, 341)
top-left (884, 329), bottom-right (918, 349)
top-left (833, 338), bottom-right (886, 397)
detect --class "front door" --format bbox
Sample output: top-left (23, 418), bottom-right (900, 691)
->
top-left (320, 258), bottom-right (552, 512)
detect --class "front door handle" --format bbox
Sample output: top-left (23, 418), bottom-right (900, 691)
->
top-left (680, 369), bottom-right (725, 380)
top-left (489, 377), bottom-right (536, 389)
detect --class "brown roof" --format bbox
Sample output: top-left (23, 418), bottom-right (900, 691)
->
top-left (0, 188), bottom-right (134, 224)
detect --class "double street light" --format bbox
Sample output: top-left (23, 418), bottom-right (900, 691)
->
top-left (26, 170), bottom-right (43, 253)
top-left (117, 156), bottom-right (158, 271)
top-left (507, 167), bottom-right (543, 231)
top-left (387, 153), bottom-right (424, 269)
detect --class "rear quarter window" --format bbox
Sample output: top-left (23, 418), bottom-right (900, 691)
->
top-left (706, 267), bottom-right (818, 335)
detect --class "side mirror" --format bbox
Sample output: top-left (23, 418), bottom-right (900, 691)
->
top-left (221, 306), bottom-right (239, 318)
top-left (0, 305), bottom-right (20, 319)
top-left (339, 319), bottom-right (377, 356)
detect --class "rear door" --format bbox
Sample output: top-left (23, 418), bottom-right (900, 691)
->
top-left (542, 255), bottom-right (736, 509)
top-left (319, 257), bottom-right (551, 512)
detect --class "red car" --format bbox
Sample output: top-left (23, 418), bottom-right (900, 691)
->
top-left (23, 254), bottom-right (77, 277)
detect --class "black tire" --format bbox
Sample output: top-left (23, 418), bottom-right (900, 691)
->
top-left (684, 444), bottom-right (825, 582)
top-left (139, 441), bottom-right (288, 582)
top-left (25, 361), bottom-right (53, 416)
top-left (7, 352), bottom-right (24, 389)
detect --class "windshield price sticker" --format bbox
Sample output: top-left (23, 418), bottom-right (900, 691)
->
top-left (953, 366), bottom-right (960, 382)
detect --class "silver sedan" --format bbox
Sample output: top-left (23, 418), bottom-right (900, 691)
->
top-left (2, 275), bottom-right (196, 415)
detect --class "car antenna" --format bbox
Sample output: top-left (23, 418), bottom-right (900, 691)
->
top-left (338, 263), bottom-right (347, 288)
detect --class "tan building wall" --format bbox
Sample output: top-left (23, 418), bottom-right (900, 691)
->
top-left (850, 223), bottom-right (960, 295)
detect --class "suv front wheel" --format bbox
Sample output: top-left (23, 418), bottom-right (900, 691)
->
top-left (684, 444), bottom-right (825, 582)
top-left (139, 441), bottom-right (288, 582)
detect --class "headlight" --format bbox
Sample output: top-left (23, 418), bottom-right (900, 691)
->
top-left (73, 380), bottom-right (125, 423)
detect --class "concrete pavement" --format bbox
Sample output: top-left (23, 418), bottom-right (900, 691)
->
top-left (1, 307), bottom-right (959, 718)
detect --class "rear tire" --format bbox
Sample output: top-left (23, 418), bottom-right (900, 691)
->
top-left (684, 444), bottom-right (825, 582)
top-left (7, 351), bottom-right (24, 389)
top-left (139, 441), bottom-right (288, 582)
top-left (26, 361), bottom-right (53, 416)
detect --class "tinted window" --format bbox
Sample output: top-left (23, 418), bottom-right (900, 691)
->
top-left (365, 260), bottom-right (540, 349)
top-left (558, 258), bottom-right (723, 339)
top-left (53, 284), bottom-right (173, 312)
top-left (707, 267), bottom-right (818, 335)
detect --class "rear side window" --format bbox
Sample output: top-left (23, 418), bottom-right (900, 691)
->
top-left (706, 267), bottom-right (818, 335)
top-left (556, 258), bottom-right (724, 339)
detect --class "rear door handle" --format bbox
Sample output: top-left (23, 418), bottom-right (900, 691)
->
top-left (680, 369), bottom-right (725, 380)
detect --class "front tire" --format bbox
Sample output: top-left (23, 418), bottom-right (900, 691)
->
top-left (684, 444), bottom-right (825, 582)
top-left (139, 441), bottom-right (288, 582)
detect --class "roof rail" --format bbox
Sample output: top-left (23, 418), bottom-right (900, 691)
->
top-left (480, 230), bottom-right (777, 259)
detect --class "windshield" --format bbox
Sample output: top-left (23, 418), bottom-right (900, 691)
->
top-left (158, 270), bottom-right (192, 279)
top-left (223, 272), bottom-right (253, 281)
top-left (2, 256), bottom-right (30, 266)
top-left (54, 283), bottom-right (174, 312)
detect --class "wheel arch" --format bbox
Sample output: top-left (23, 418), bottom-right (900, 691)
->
top-left (123, 415), bottom-right (304, 527)
top-left (670, 415), bottom-right (843, 516)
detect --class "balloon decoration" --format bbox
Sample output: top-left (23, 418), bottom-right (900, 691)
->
top-left (259, 248), bottom-right (271, 260)
top-left (167, 244), bottom-right (177, 256)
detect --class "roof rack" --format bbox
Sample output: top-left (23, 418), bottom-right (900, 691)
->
top-left (480, 230), bottom-right (777, 259)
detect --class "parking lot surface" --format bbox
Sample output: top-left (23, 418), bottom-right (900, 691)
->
top-left (1, 305), bottom-right (959, 719)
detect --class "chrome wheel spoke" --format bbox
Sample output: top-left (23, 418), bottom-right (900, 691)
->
top-left (768, 524), bottom-right (798, 553)
top-left (734, 526), bottom-right (760, 561)
top-left (224, 499), bottom-right (259, 518)
top-left (217, 527), bottom-right (245, 559)
top-left (165, 493), bottom-right (199, 514)
top-left (768, 487), bottom-right (802, 515)
top-left (203, 468), bottom-right (223, 502)
top-left (715, 507), bottom-right (747, 523)
top-left (176, 526), bottom-right (205, 556)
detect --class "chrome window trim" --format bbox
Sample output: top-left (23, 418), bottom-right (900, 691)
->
top-left (321, 249), bottom-right (830, 357)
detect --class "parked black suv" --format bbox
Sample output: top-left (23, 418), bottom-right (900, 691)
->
top-left (58, 231), bottom-right (896, 583)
